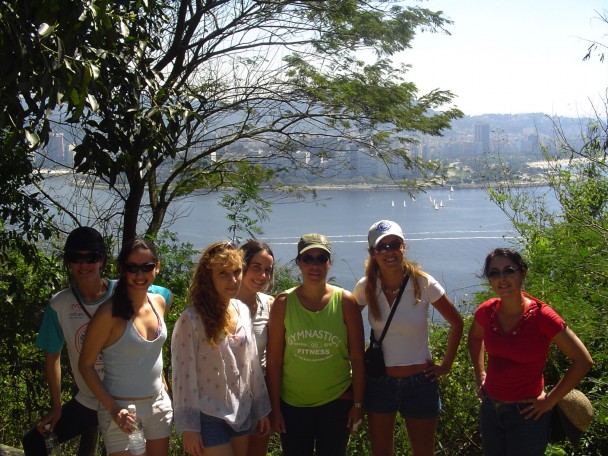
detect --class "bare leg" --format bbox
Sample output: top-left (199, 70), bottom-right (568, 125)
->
top-left (404, 417), bottom-right (438, 456)
top-left (368, 412), bottom-right (397, 456)
top-left (247, 433), bottom-right (271, 456)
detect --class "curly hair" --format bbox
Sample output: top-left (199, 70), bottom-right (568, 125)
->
top-left (364, 246), bottom-right (426, 321)
top-left (113, 238), bottom-right (159, 320)
top-left (189, 241), bottom-right (244, 345)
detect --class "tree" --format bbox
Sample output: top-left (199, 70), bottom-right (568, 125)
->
top-left (18, 0), bottom-right (462, 245)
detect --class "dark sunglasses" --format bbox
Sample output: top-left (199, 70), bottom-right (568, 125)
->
top-left (123, 262), bottom-right (157, 273)
top-left (300, 253), bottom-right (330, 265)
top-left (66, 252), bottom-right (103, 264)
top-left (487, 266), bottom-right (520, 280)
top-left (375, 240), bottom-right (403, 254)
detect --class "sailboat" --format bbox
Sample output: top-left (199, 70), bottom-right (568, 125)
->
top-left (448, 194), bottom-right (452, 201)
top-left (434, 202), bottom-right (439, 210)
top-left (411, 196), bottom-right (416, 202)
top-left (450, 186), bottom-right (454, 192)
top-left (403, 201), bottom-right (407, 208)
top-left (391, 200), bottom-right (395, 208)
top-left (439, 200), bottom-right (444, 207)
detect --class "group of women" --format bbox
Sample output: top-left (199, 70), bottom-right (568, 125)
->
top-left (29, 219), bottom-right (593, 456)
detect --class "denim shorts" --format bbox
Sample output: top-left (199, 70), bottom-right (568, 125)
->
top-left (200, 413), bottom-right (250, 448)
top-left (365, 372), bottom-right (441, 419)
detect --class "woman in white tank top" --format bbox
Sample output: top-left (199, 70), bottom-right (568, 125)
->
top-left (79, 239), bottom-right (172, 456)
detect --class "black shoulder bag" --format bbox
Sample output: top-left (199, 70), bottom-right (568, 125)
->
top-left (364, 275), bottom-right (410, 378)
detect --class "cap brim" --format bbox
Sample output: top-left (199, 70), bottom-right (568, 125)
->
top-left (299, 244), bottom-right (331, 255)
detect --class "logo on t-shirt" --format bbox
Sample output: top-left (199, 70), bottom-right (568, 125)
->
top-left (287, 329), bottom-right (342, 362)
top-left (75, 323), bottom-right (104, 366)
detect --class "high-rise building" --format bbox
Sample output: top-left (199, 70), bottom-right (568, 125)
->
top-left (474, 123), bottom-right (490, 153)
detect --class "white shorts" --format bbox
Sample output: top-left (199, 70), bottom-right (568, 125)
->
top-left (98, 388), bottom-right (173, 454)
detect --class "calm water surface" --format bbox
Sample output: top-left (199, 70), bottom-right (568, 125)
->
top-left (172, 187), bottom-right (519, 318)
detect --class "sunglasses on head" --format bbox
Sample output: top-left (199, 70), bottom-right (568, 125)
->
top-left (66, 252), bottom-right (103, 264)
top-left (123, 262), bottom-right (157, 274)
top-left (300, 253), bottom-right (330, 265)
top-left (487, 266), bottom-right (520, 280)
top-left (375, 240), bottom-right (403, 254)
top-left (208, 241), bottom-right (236, 256)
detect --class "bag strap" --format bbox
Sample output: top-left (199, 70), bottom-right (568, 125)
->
top-left (373, 274), bottom-right (410, 344)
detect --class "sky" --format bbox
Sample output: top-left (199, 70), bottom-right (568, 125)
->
top-left (401, 0), bottom-right (608, 116)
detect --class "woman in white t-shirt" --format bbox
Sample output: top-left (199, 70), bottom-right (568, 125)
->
top-left (237, 240), bottom-right (275, 456)
top-left (353, 220), bottom-right (463, 456)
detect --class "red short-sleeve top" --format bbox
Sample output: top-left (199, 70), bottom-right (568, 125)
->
top-left (474, 294), bottom-right (566, 401)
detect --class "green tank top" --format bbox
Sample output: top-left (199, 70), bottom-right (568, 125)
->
top-left (281, 287), bottom-right (351, 407)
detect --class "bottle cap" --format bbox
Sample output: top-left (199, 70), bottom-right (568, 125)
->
top-left (128, 404), bottom-right (136, 413)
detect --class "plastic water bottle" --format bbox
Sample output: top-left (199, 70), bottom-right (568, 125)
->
top-left (43, 424), bottom-right (61, 455)
top-left (127, 404), bottom-right (146, 455)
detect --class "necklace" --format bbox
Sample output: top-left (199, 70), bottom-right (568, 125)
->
top-left (382, 287), bottom-right (400, 293)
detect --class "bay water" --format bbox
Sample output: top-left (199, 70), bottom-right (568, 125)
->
top-left (171, 187), bottom-right (519, 320)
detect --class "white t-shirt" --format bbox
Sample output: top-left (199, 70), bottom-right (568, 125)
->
top-left (353, 273), bottom-right (444, 366)
top-left (36, 281), bottom-right (116, 409)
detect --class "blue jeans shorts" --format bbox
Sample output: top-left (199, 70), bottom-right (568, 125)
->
top-left (200, 413), bottom-right (250, 448)
top-left (365, 372), bottom-right (441, 419)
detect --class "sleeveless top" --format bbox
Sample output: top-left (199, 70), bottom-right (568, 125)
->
top-left (252, 293), bottom-right (272, 372)
top-left (103, 297), bottom-right (167, 397)
top-left (281, 287), bottom-right (351, 407)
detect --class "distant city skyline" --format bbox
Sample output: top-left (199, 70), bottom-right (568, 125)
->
top-left (402, 0), bottom-right (608, 117)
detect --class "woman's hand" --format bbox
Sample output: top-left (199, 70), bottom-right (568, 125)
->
top-left (256, 416), bottom-right (271, 436)
top-left (112, 407), bottom-right (134, 434)
top-left (423, 359), bottom-right (450, 381)
top-left (182, 431), bottom-right (204, 456)
top-left (270, 409), bottom-right (286, 434)
top-left (521, 391), bottom-right (552, 420)
top-left (347, 405), bottom-right (364, 433)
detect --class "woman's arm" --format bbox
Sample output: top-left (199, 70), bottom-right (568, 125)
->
top-left (341, 290), bottom-right (365, 432)
top-left (266, 292), bottom-right (288, 434)
top-left (171, 310), bottom-right (204, 451)
top-left (525, 327), bottom-right (593, 419)
top-left (467, 319), bottom-right (487, 399)
top-left (427, 294), bottom-right (464, 379)
top-left (78, 304), bottom-right (127, 426)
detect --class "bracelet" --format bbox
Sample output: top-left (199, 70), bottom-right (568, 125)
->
top-left (353, 402), bottom-right (362, 409)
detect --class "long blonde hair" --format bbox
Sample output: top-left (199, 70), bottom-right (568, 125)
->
top-left (189, 241), bottom-right (244, 345)
top-left (364, 248), bottom-right (426, 321)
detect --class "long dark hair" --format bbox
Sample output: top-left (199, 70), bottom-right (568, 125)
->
top-left (482, 247), bottom-right (528, 279)
top-left (113, 238), bottom-right (159, 320)
top-left (239, 239), bottom-right (275, 291)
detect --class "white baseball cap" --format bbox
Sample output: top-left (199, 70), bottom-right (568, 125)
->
top-left (367, 220), bottom-right (405, 248)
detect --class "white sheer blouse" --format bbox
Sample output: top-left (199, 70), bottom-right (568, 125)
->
top-left (171, 300), bottom-right (271, 434)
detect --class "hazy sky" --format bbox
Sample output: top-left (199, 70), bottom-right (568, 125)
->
top-left (402, 0), bottom-right (608, 116)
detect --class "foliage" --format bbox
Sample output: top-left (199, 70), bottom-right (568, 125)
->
top-left (6, 0), bottom-right (462, 247)
top-left (0, 241), bottom-right (63, 447)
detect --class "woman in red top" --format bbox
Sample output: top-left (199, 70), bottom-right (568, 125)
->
top-left (468, 248), bottom-right (593, 455)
